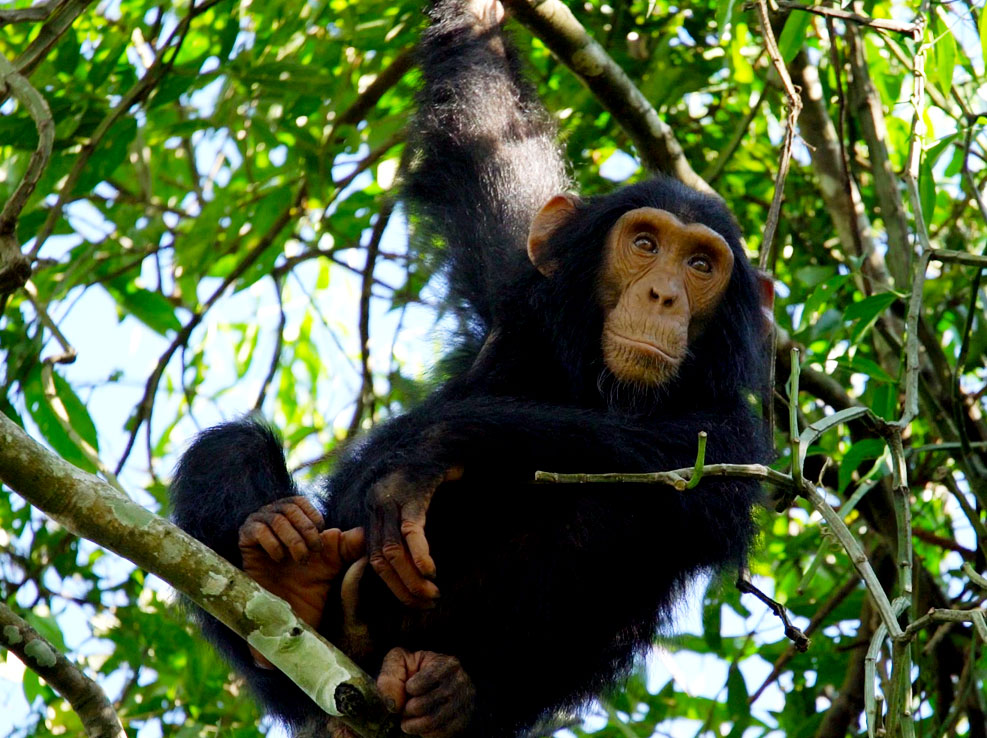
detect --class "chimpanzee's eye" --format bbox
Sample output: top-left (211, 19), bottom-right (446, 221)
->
top-left (633, 235), bottom-right (658, 253)
top-left (688, 255), bottom-right (713, 273)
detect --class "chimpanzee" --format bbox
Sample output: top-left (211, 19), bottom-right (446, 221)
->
top-left (170, 1), bottom-right (770, 736)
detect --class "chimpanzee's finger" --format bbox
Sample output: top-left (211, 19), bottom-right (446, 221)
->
top-left (341, 556), bottom-right (368, 627)
top-left (239, 519), bottom-right (286, 562)
top-left (401, 705), bottom-right (466, 738)
top-left (400, 500), bottom-right (435, 580)
top-left (369, 510), bottom-right (423, 607)
top-left (320, 528), bottom-right (344, 571)
top-left (283, 495), bottom-right (325, 530)
top-left (377, 647), bottom-right (415, 713)
top-left (379, 502), bottom-right (439, 603)
top-left (340, 527), bottom-right (366, 562)
top-left (385, 532), bottom-right (439, 602)
top-left (405, 656), bottom-right (459, 696)
top-left (274, 500), bottom-right (324, 553)
top-left (372, 548), bottom-right (432, 606)
top-left (402, 687), bottom-right (447, 718)
top-left (268, 512), bottom-right (310, 562)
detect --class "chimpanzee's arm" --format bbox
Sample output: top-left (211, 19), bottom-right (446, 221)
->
top-left (171, 419), bottom-right (298, 563)
top-left (170, 419), bottom-right (325, 728)
top-left (329, 395), bottom-right (762, 606)
top-left (406, 0), bottom-right (569, 327)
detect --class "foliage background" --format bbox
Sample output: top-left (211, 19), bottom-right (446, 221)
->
top-left (0, 0), bottom-right (986, 736)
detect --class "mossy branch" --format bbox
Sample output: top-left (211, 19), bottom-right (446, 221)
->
top-left (0, 411), bottom-right (401, 738)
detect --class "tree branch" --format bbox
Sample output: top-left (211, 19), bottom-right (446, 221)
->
top-left (0, 602), bottom-right (126, 738)
top-left (774, 1), bottom-right (921, 37)
top-left (0, 411), bottom-right (402, 738)
top-left (0, 51), bottom-right (53, 298)
top-left (502, 0), bottom-right (710, 192)
top-left (115, 183), bottom-right (307, 475)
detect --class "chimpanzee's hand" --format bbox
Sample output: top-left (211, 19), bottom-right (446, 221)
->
top-left (238, 496), bottom-right (364, 666)
top-left (466, 0), bottom-right (504, 27)
top-left (367, 466), bottom-right (463, 607)
top-left (377, 648), bottom-right (476, 738)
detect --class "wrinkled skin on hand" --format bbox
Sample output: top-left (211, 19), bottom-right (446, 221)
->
top-left (377, 647), bottom-right (476, 738)
top-left (322, 649), bottom-right (475, 738)
top-left (238, 495), bottom-right (365, 667)
top-left (366, 466), bottom-right (463, 608)
top-left (240, 495), bottom-right (475, 736)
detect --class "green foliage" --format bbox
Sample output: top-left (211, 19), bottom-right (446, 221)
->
top-left (1, 0), bottom-right (986, 737)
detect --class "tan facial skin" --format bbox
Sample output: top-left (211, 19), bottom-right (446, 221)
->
top-left (528, 197), bottom-right (734, 386)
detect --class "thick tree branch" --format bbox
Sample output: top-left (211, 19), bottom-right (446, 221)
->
top-left (0, 411), bottom-right (401, 738)
top-left (0, 602), bottom-right (125, 738)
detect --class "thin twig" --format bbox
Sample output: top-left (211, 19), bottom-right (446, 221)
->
top-left (502, 0), bottom-right (711, 191)
top-left (0, 0), bottom-right (64, 26)
top-left (346, 202), bottom-right (395, 438)
top-left (772, 1), bottom-right (921, 38)
top-left (9, 0), bottom-right (95, 77)
top-left (736, 575), bottom-right (810, 651)
top-left (0, 52), bottom-right (53, 296)
top-left (115, 184), bottom-right (307, 475)
top-left (898, 250), bottom-right (931, 428)
top-left (753, 0), bottom-right (802, 270)
top-left (684, 431), bottom-right (708, 489)
top-left (254, 276), bottom-right (287, 412)
top-left (749, 575), bottom-right (860, 703)
top-left (949, 124), bottom-right (987, 468)
top-left (534, 462), bottom-right (796, 492)
top-left (28, 0), bottom-right (223, 260)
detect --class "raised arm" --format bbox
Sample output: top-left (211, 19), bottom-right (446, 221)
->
top-left (405, 0), bottom-right (569, 327)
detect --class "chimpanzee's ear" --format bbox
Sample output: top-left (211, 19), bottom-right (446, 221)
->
top-left (527, 194), bottom-right (579, 277)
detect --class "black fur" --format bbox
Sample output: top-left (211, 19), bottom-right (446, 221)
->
top-left (171, 3), bottom-right (769, 736)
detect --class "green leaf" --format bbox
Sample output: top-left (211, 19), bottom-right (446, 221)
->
top-left (23, 367), bottom-right (98, 473)
top-left (730, 24), bottom-right (755, 84)
top-left (798, 274), bottom-right (850, 332)
top-left (980, 7), bottom-right (987, 73)
top-left (25, 612), bottom-right (68, 652)
top-left (778, 11), bottom-right (812, 63)
top-left (106, 278), bottom-right (182, 335)
top-left (22, 669), bottom-right (43, 706)
top-left (838, 438), bottom-right (886, 492)
top-left (726, 664), bottom-right (751, 738)
top-left (845, 291), bottom-right (900, 345)
top-left (794, 265), bottom-right (835, 289)
top-left (74, 117), bottom-right (137, 194)
top-left (702, 597), bottom-right (723, 652)
top-left (919, 154), bottom-right (937, 225)
top-left (924, 133), bottom-right (957, 171)
top-left (842, 353), bottom-right (895, 384)
top-left (716, 0), bottom-right (739, 38)
top-left (935, 20), bottom-right (956, 95)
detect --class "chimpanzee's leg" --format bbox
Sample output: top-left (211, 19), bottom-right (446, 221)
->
top-left (170, 418), bottom-right (321, 728)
